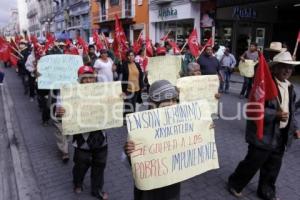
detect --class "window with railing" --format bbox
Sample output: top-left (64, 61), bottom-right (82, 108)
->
top-left (100, 0), bottom-right (107, 21)
top-left (125, 0), bottom-right (132, 17)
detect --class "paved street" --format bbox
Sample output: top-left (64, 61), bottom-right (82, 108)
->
top-left (1, 64), bottom-right (300, 200)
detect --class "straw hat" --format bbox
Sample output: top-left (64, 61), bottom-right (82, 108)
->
top-left (265, 42), bottom-right (287, 53)
top-left (269, 51), bottom-right (300, 66)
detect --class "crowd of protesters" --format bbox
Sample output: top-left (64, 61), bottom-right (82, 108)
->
top-left (1, 27), bottom-right (300, 200)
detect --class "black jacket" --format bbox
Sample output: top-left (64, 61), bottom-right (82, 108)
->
top-left (246, 82), bottom-right (298, 150)
top-left (121, 61), bottom-right (144, 93)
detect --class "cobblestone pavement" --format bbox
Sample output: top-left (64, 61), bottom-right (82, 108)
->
top-left (1, 65), bottom-right (300, 200)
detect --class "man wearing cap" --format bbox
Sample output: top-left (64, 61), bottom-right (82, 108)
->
top-left (228, 51), bottom-right (300, 200)
top-left (56, 66), bottom-right (108, 200)
top-left (125, 80), bottom-right (181, 200)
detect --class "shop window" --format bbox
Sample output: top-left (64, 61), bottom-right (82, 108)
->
top-left (110, 0), bottom-right (119, 6)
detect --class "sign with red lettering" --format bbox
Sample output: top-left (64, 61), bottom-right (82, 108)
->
top-left (126, 100), bottom-right (219, 190)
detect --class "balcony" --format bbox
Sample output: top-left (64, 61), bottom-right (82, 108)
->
top-left (156, 0), bottom-right (173, 4)
top-left (27, 8), bottom-right (38, 19)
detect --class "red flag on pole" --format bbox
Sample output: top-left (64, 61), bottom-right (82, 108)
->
top-left (145, 38), bottom-right (153, 57)
top-left (297, 30), bottom-right (300, 42)
top-left (0, 37), bottom-right (10, 62)
top-left (168, 39), bottom-right (180, 55)
top-left (246, 52), bottom-right (278, 140)
top-left (93, 31), bottom-right (104, 51)
top-left (160, 31), bottom-right (170, 42)
top-left (65, 39), bottom-right (80, 55)
top-left (45, 32), bottom-right (56, 52)
top-left (77, 36), bottom-right (89, 54)
top-left (9, 52), bottom-right (19, 66)
top-left (115, 15), bottom-right (128, 47)
top-left (15, 35), bottom-right (21, 46)
top-left (205, 37), bottom-right (213, 47)
top-left (133, 35), bottom-right (143, 55)
top-left (188, 29), bottom-right (200, 57)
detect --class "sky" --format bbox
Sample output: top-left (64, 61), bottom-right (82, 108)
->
top-left (0, 0), bottom-right (17, 27)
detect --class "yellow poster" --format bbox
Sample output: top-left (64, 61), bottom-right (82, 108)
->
top-left (147, 55), bottom-right (182, 85)
top-left (61, 82), bottom-right (123, 135)
top-left (238, 59), bottom-right (257, 78)
top-left (126, 100), bottom-right (219, 190)
top-left (177, 75), bottom-right (219, 114)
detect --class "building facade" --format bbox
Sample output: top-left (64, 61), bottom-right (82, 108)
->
top-left (149, 0), bottom-right (201, 44)
top-left (26, 0), bottom-right (42, 37)
top-left (38, 0), bottom-right (56, 35)
top-left (215, 0), bottom-right (300, 57)
top-left (2, 9), bottom-right (20, 37)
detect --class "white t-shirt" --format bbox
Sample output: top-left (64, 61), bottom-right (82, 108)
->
top-left (93, 58), bottom-right (114, 82)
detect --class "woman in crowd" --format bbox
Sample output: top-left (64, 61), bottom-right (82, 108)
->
top-left (93, 49), bottom-right (116, 82)
top-left (122, 50), bottom-right (144, 115)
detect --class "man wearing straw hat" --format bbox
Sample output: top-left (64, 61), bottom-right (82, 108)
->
top-left (228, 51), bottom-right (300, 200)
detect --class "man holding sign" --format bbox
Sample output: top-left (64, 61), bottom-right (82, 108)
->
top-left (125, 80), bottom-right (219, 200)
top-left (56, 66), bottom-right (108, 200)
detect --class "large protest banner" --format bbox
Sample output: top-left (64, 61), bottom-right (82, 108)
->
top-left (147, 55), bottom-right (181, 85)
top-left (126, 100), bottom-right (219, 190)
top-left (177, 75), bottom-right (219, 114)
top-left (61, 82), bottom-right (123, 135)
top-left (238, 59), bottom-right (257, 78)
top-left (37, 54), bottom-right (83, 89)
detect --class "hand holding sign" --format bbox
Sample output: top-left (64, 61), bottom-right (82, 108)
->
top-left (126, 100), bottom-right (219, 190)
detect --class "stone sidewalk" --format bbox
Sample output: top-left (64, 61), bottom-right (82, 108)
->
top-left (1, 66), bottom-right (300, 200)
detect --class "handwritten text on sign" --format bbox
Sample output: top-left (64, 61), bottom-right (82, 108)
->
top-left (177, 75), bottom-right (219, 114)
top-left (147, 55), bottom-right (181, 85)
top-left (61, 82), bottom-right (123, 135)
top-left (37, 54), bottom-right (83, 89)
top-left (126, 100), bottom-right (219, 190)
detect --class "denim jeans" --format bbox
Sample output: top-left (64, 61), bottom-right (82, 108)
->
top-left (219, 67), bottom-right (232, 92)
top-left (0, 71), bottom-right (4, 83)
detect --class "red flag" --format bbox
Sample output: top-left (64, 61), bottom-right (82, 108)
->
top-left (64, 39), bottom-right (79, 55)
top-left (168, 39), bottom-right (180, 55)
top-left (45, 32), bottom-right (55, 52)
top-left (115, 15), bottom-right (127, 46)
top-left (246, 52), bottom-right (278, 140)
top-left (15, 35), bottom-right (21, 46)
top-left (133, 35), bottom-right (143, 55)
top-left (205, 37), bottom-right (213, 47)
top-left (160, 32), bottom-right (170, 42)
top-left (9, 52), bottom-right (19, 66)
top-left (145, 38), bottom-right (153, 57)
top-left (0, 37), bottom-right (10, 62)
top-left (188, 29), bottom-right (200, 57)
top-left (30, 35), bottom-right (38, 45)
top-left (297, 30), bottom-right (300, 42)
top-left (93, 31), bottom-right (104, 51)
top-left (10, 38), bottom-right (18, 51)
top-left (76, 36), bottom-right (89, 54)
top-left (114, 14), bottom-right (128, 58)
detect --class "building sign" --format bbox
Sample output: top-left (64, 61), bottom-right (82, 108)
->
top-left (232, 7), bottom-right (256, 19)
top-left (158, 7), bottom-right (178, 19)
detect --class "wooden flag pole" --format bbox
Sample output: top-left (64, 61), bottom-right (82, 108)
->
top-left (11, 46), bottom-right (24, 58)
top-left (101, 33), bottom-right (108, 49)
top-left (180, 40), bottom-right (188, 53)
top-left (293, 40), bottom-right (299, 60)
top-left (10, 53), bottom-right (22, 59)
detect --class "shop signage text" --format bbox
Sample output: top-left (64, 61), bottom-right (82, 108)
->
top-left (232, 7), bottom-right (256, 19)
top-left (158, 7), bottom-right (178, 19)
